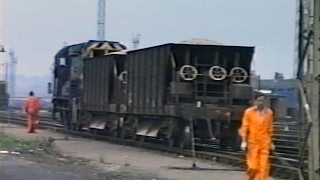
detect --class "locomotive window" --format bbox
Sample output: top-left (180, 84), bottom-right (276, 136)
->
top-left (93, 50), bottom-right (105, 57)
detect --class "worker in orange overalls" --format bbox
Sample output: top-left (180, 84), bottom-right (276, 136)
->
top-left (239, 92), bottom-right (275, 180)
top-left (24, 91), bottom-right (40, 133)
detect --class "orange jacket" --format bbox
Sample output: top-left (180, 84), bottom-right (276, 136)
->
top-left (25, 97), bottom-right (40, 115)
top-left (240, 106), bottom-right (274, 143)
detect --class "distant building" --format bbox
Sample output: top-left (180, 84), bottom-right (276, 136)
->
top-left (274, 72), bottom-right (284, 80)
top-left (264, 93), bottom-right (288, 118)
top-left (259, 73), bottom-right (299, 117)
top-left (250, 71), bottom-right (261, 89)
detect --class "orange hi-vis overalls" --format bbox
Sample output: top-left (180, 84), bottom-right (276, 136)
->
top-left (240, 106), bottom-right (274, 180)
top-left (24, 97), bottom-right (40, 133)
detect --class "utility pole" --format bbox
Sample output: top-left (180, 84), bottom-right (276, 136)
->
top-left (9, 49), bottom-right (17, 98)
top-left (5, 62), bottom-right (7, 82)
top-left (97, 0), bottom-right (106, 40)
top-left (0, 0), bottom-right (3, 79)
top-left (309, 0), bottom-right (320, 178)
top-left (297, 0), bottom-right (320, 179)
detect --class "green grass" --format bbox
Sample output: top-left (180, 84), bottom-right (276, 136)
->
top-left (0, 130), bottom-right (55, 151)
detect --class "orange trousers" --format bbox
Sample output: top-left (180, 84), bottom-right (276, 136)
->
top-left (27, 114), bottom-right (38, 133)
top-left (246, 141), bottom-right (271, 180)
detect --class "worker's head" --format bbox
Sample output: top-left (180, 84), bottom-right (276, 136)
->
top-left (254, 92), bottom-right (265, 109)
top-left (29, 91), bottom-right (34, 96)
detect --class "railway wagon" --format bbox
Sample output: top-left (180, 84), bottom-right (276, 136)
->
top-left (79, 51), bottom-right (128, 133)
top-left (0, 81), bottom-right (9, 111)
top-left (49, 40), bottom-right (126, 128)
top-left (122, 43), bottom-right (255, 149)
top-left (79, 42), bottom-right (256, 149)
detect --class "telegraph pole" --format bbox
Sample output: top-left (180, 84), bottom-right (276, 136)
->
top-left (297, 0), bottom-right (320, 179)
top-left (0, 0), bottom-right (3, 79)
top-left (9, 49), bottom-right (17, 98)
top-left (309, 0), bottom-right (320, 178)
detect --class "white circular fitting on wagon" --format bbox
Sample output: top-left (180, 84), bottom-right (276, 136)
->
top-left (208, 66), bottom-right (228, 81)
top-left (118, 71), bottom-right (128, 83)
top-left (179, 65), bottom-right (198, 81)
top-left (229, 67), bottom-right (248, 83)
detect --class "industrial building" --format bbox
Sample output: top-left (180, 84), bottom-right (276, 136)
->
top-left (251, 72), bottom-right (299, 117)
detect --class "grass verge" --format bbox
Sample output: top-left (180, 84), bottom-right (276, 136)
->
top-left (0, 130), bottom-right (55, 151)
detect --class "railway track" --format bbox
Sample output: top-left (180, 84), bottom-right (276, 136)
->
top-left (0, 111), bottom-right (308, 180)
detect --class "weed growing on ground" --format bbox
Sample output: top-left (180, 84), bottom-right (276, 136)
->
top-left (99, 155), bottom-right (106, 164)
top-left (0, 130), bottom-right (55, 151)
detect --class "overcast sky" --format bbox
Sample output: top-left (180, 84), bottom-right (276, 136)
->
top-left (2, 0), bottom-right (296, 79)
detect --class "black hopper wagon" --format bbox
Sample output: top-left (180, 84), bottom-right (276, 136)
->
top-left (49, 40), bottom-right (127, 129)
top-left (78, 42), bottom-right (255, 150)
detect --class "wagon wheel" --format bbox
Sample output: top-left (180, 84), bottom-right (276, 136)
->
top-left (107, 114), bottom-right (120, 138)
top-left (208, 66), bottom-right (228, 81)
top-left (179, 65), bottom-right (198, 81)
top-left (230, 67), bottom-right (248, 83)
top-left (120, 127), bottom-right (126, 139)
top-left (129, 116), bottom-right (143, 141)
top-left (177, 126), bottom-right (191, 149)
top-left (119, 117), bottom-right (127, 139)
top-left (162, 118), bottom-right (178, 147)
